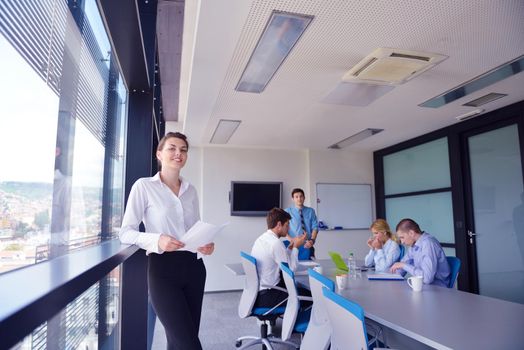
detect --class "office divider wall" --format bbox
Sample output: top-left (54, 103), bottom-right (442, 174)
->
top-left (382, 137), bottom-right (456, 256)
top-left (374, 101), bottom-right (524, 295)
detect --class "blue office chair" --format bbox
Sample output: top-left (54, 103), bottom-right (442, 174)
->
top-left (397, 244), bottom-right (405, 261)
top-left (280, 262), bottom-right (313, 346)
top-left (236, 252), bottom-right (297, 349)
top-left (446, 256), bottom-right (461, 289)
top-left (300, 268), bottom-right (335, 350)
top-left (322, 287), bottom-right (370, 350)
top-left (322, 287), bottom-right (387, 350)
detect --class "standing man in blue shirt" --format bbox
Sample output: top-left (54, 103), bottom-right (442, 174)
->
top-left (390, 218), bottom-right (451, 287)
top-left (285, 188), bottom-right (319, 260)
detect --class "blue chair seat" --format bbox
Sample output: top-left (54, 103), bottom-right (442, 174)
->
top-left (293, 308), bottom-right (311, 333)
top-left (252, 306), bottom-right (286, 316)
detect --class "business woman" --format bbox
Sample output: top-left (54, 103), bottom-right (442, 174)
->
top-left (120, 132), bottom-right (214, 350)
top-left (364, 219), bottom-right (400, 272)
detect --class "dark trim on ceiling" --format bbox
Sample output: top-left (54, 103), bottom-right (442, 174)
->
top-left (384, 187), bottom-right (452, 199)
top-left (99, 0), bottom-right (156, 90)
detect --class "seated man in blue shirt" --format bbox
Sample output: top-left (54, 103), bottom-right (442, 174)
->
top-left (285, 188), bottom-right (319, 260)
top-left (390, 218), bottom-right (451, 287)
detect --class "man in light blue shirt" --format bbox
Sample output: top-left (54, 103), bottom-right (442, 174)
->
top-left (390, 218), bottom-right (450, 287)
top-left (285, 188), bottom-right (319, 260)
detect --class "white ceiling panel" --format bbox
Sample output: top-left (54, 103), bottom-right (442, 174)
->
top-left (173, 0), bottom-right (524, 151)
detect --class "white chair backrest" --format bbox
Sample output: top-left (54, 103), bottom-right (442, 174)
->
top-left (322, 287), bottom-right (368, 350)
top-left (238, 251), bottom-right (259, 318)
top-left (280, 262), bottom-right (299, 341)
top-left (301, 269), bottom-right (335, 350)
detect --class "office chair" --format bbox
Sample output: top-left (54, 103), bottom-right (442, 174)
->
top-left (322, 287), bottom-right (388, 350)
top-left (236, 252), bottom-right (298, 350)
top-left (446, 256), bottom-right (461, 289)
top-left (398, 244), bottom-right (405, 261)
top-left (300, 268), bottom-right (335, 350)
top-left (279, 262), bottom-right (313, 347)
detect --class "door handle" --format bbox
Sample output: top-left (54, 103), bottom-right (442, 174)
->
top-left (467, 230), bottom-right (477, 244)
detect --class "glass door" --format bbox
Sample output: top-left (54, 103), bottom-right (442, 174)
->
top-left (465, 123), bottom-right (524, 304)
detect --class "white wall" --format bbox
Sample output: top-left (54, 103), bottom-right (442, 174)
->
top-left (307, 150), bottom-right (375, 262)
top-left (181, 146), bottom-right (375, 291)
top-left (198, 147), bottom-right (308, 291)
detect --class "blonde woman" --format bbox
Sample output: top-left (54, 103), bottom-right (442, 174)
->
top-left (364, 219), bottom-right (400, 272)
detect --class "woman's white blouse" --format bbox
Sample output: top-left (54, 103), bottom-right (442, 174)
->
top-left (119, 173), bottom-right (200, 255)
top-left (364, 239), bottom-right (400, 272)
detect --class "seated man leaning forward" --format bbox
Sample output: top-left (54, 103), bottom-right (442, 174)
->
top-left (251, 207), bottom-right (308, 309)
top-left (390, 218), bottom-right (451, 287)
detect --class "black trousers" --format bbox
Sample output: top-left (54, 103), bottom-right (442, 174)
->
top-left (148, 251), bottom-right (206, 350)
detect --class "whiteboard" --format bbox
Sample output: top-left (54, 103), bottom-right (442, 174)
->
top-left (316, 183), bottom-right (373, 230)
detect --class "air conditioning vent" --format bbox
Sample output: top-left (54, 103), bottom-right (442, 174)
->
top-left (389, 52), bottom-right (431, 61)
top-left (343, 48), bottom-right (447, 85)
top-left (353, 57), bottom-right (378, 76)
top-left (463, 93), bottom-right (507, 107)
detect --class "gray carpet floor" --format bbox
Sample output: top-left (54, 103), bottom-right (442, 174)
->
top-left (151, 291), bottom-right (302, 350)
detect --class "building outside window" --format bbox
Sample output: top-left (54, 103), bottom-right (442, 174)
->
top-left (0, 0), bottom-right (127, 348)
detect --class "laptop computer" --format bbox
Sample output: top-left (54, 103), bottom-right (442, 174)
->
top-left (328, 251), bottom-right (348, 272)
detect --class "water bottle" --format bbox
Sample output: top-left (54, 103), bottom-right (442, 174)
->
top-left (348, 252), bottom-right (357, 279)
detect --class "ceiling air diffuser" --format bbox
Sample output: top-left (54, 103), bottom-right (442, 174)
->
top-left (342, 48), bottom-right (447, 85)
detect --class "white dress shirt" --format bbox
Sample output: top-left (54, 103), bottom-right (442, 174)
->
top-left (364, 238), bottom-right (400, 272)
top-left (251, 230), bottom-right (299, 290)
top-left (119, 173), bottom-right (200, 255)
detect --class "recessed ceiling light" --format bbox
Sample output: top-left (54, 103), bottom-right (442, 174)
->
top-left (329, 128), bottom-right (383, 149)
top-left (210, 119), bottom-right (241, 144)
top-left (235, 11), bottom-right (313, 93)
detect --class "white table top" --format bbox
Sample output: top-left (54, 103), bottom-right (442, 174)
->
top-left (226, 259), bottom-right (524, 349)
top-left (315, 259), bottom-right (524, 350)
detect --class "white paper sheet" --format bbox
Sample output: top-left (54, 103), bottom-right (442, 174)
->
top-left (180, 220), bottom-right (227, 253)
top-left (298, 261), bottom-right (320, 267)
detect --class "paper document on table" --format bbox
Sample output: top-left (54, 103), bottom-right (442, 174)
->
top-left (295, 261), bottom-right (319, 275)
top-left (367, 272), bottom-right (404, 281)
top-left (180, 221), bottom-right (227, 253)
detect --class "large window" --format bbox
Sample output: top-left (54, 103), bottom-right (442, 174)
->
top-left (382, 137), bottom-right (456, 253)
top-left (0, 0), bottom-right (127, 272)
top-left (11, 266), bottom-right (121, 350)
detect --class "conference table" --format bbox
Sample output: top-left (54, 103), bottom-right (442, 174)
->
top-left (227, 259), bottom-right (524, 350)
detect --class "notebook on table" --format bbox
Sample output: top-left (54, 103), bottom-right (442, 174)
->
top-left (367, 272), bottom-right (405, 281)
top-left (328, 251), bottom-right (348, 272)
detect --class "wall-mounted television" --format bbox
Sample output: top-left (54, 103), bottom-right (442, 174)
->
top-left (230, 181), bottom-right (283, 216)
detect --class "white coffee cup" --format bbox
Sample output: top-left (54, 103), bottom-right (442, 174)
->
top-left (313, 265), bottom-right (323, 274)
top-left (407, 276), bottom-right (423, 292)
top-left (336, 274), bottom-right (348, 290)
